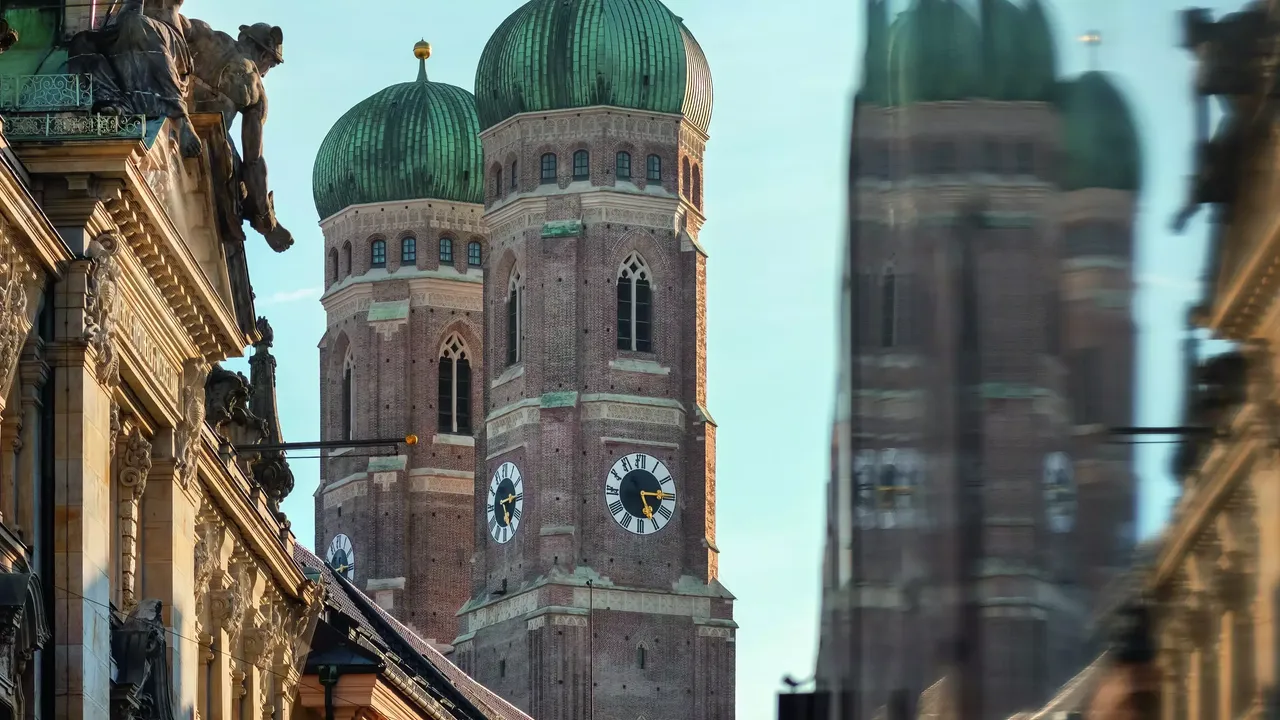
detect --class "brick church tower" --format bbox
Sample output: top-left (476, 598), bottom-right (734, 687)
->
top-left (817, 2), bottom-right (1143, 719)
top-left (311, 43), bottom-right (488, 650)
top-left (451, 1), bottom-right (736, 718)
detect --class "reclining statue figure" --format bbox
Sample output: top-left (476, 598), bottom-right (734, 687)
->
top-left (68, 0), bottom-right (203, 158)
top-left (183, 19), bottom-right (293, 252)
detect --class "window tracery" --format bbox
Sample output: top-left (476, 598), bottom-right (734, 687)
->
top-left (438, 333), bottom-right (472, 435)
top-left (617, 252), bottom-right (653, 353)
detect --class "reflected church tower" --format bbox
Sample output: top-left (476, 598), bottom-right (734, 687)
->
top-left (312, 42), bottom-right (488, 649)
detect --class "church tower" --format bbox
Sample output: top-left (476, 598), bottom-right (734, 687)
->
top-left (312, 42), bottom-right (488, 649)
top-left (452, 1), bottom-right (735, 718)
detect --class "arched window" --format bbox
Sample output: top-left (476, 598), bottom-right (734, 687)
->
top-left (342, 241), bottom-right (353, 277)
top-left (573, 149), bottom-right (590, 181)
top-left (881, 267), bottom-right (896, 348)
top-left (494, 166), bottom-right (503, 197)
top-left (328, 248), bottom-right (338, 283)
top-left (540, 153), bottom-right (557, 184)
top-left (468, 241), bottom-right (482, 268)
top-left (370, 239), bottom-right (387, 268)
top-left (692, 165), bottom-right (702, 209)
top-left (616, 151), bottom-right (632, 180)
top-left (637, 644), bottom-right (647, 670)
top-left (617, 252), bottom-right (653, 353)
top-left (507, 268), bottom-right (524, 366)
top-left (438, 333), bottom-right (472, 435)
top-left (402, 236), bottom-right (417, 264)
top-left (647, 154), bottom-right (662, 182)
top-left (681, 158), bottom-right (692, 198)
top-left (510, 160), bottom-right (518, 190)
top-left (341, 352), bottom-right (355, 441)
top-left (439, 236), bottom-right (454, 264)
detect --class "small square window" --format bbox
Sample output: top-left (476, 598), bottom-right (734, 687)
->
top-left (401, 237), bottom-right (417, 263)
top-left (370, 240), bottom-right (386, 268)
top-left (573, 150), bottom-right (590, 181)
top-left (468, 241), bottom-right (482, 268)
top-left (540, 153), bottom-right (557, 184)
top-left (616, 151), bottom-right (632, 180)
top-left (439, 237), bottom-right (454, 264)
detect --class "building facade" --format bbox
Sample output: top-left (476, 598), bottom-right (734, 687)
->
top-left (312, 42), bottom-right (487, 651)
top-left (815, 2), bottom-right (1143, 719)
top-left (452, 2), bottom-right (735, 719)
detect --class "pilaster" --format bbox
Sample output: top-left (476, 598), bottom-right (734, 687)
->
top-left (14, 336), bottom-right (48, 544)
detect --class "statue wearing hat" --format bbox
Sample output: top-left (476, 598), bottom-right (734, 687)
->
top-left (183, 18), bottom-right (293, 252)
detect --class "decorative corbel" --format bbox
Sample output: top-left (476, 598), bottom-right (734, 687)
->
top-left (116, 425), bottom-right (152, 614)
top-left (175, 358), bottom-right (209, 489)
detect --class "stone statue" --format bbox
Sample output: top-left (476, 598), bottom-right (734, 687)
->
top-left (67, 0), bottom-right (202, 158)
top-left (183, 19), bottom-right (293, 252)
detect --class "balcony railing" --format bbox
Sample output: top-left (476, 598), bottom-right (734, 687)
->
top-left (2, 113), bottom-right (145, 140)
top-left (0, 74), bottom-right (94, 112)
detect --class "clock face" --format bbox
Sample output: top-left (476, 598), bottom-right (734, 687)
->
top-left (486, 462), bottom-right (524, 544)
top-left (604, 453), bottom-right (677, 536)
top-left (1044, 451), bottom-right (1076, 533)
top-left (327, 534), bottom-right (355, 579)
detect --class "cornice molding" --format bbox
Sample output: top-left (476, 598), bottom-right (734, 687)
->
top-left (319, 196), bottom-right (486, 242)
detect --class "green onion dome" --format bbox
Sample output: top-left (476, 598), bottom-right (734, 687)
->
top-left (474, 0), bottom-right (713, 133)
top-left (1058, 71), bottom-right (1143, 192)
top-left (887, 0), bottom-right (983, 105)
top-left (312, 43), bottom-right (484, 220)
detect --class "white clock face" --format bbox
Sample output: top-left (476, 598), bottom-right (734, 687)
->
top-left (604, 452), bottom-right (676, 536)
top-left (327, 534), bottom-right (355, 579)
top-left (1044, 451), bottom-right (1076, 533)
top-left (486, 462), bottom-right (524, 544)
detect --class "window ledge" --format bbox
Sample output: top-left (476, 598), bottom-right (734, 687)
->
top-left (433, 433), bottom-right (476, 447)
top-left (329, 446), bottom-right (353, 457)
top-left (609, 358), bottom-right (670, 376)
top-left (492, 364), bottom-right (525, 389)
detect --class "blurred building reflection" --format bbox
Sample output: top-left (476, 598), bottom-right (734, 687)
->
top-left (809, 1), bottom-right (1145, 718)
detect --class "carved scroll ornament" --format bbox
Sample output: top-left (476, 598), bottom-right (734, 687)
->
top-left (83, 235), bottom-right (122, 389)
top-left (0, 235), bottom-right (39, 409)
top-left (175, 359), bottom-right (209, 489)
top-left (118, 427), bottom-right (152, 614)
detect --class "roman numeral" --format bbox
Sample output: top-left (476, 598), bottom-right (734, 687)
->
top-left (657, 504), bottom-right (672, 520)
top-left (489, 516), bottom-right (498, 533)
top-left (499, 527), bottom-right (509, 543)
top-left (635, 454), bottom-right (647, 470)
top-left (621, 457), bottom-right (632, 472)
top-left (621, 514), bottom-right (633, 530)
top-left (606, 486), bottom-right (620, 496)
top-left (659, 476), bottom-right (673, 488)
top-left (512, 507), bottom-right (522, 522)
top-left (609, 500), bottom-right (625, 516)
top-left (515, 492), bottom-right (524, 502)
top-left (636, 518), bottom-right (648, 534)
top-left (610, 469), bottom-right (623, 482)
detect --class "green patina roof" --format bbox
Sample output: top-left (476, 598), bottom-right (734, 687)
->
top-left (863, 0), bottom-right (1057, 105)
top-left (312, 60), bottom-right (483, 220)
top-left (474, 0), bottom-right (713, 132)
top-left (1058, 71), bottom-right (1142, 192)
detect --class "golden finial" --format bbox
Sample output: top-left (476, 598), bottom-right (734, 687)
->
top-left (1078, 30), bottom-right (1102, 71)
top-left (414, 39), bottom-right (432, 82)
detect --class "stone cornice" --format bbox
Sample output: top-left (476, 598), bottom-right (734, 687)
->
top-left (1151, 402), bottom-right (1259, 591)
top-left (195, 425), bottom-right (308, 600)
top-left (318, 196), bottom-right (486, 240)
top-left (0, 134), bottom-right (69, 274)
top-left (14, 135), bottom-right (245, 358)
top-left (480, 105), bottom-right (683, 150)
top-left (321, 270), bottom-right (483, 326)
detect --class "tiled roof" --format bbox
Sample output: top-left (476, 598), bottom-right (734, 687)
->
top-left (293, 545), bottom-right (533, 720)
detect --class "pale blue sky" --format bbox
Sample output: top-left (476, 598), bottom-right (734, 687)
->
top-left (194, 0), bottom-right (1223, 717)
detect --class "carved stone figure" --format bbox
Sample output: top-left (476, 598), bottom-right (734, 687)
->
top-left (174, 359), bottom-right (208, 488)
top-left (110, 599), bottom-right (177, 720)
top-left (204, 363), bottom-right (268, 449)
top-left (183, 18), bottom-right (292, 252)
top-left (248, 317), bottom-right (294, 510)
top-left (67, 0), bottom-right (202, 158)
top-left (0, 238), bottom-right (36, 411)
top-left (83, 235), bottom-right (122, 389)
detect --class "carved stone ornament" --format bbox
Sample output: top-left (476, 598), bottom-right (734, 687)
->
top-left (205, 363), bottom-right (268, 450)
top-left (111, 599), bottom-right (177, 720)
top-left (67, 0), bottom-right (202, 158)
top-left (0, 235), bottom-right (38, 407)
top-left (248, 317), bottom-right (293, 509)
top-left (118, 427), bottom-right (152, 613)
top-left (175, 359), bottom-right (209, 489)
top-left (83, 235), bottom-right (122, 389)
top-left (0, 572), bottom-right (48, 717)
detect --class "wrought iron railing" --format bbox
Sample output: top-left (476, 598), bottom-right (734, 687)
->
top-left (0, 74), bottom-right (94, 112)
top-left (2, 113), bottom-right (145, 140)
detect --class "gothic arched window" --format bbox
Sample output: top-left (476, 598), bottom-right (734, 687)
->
top-left (617, 252), bottom-right (653, 353)
top-left (507, 268), bottom-right (524, 365)
top-left (647, 154), bottom-right (662, 182)
top-left (370, 239), bottom-right (387, 269)
top-left (692, 165), bottom-right (702, 209)
top-left (468, 241), bottom-right (482, 268)
top-left (637, 644), bottom-right (647, 670)
top-left (342, 241), bottom-right (352, 277)
top-left (328, 248), bottom-right (338, 283)
top-left (438, 333), bottom-right (472, 435)
top-left (401, 236), bottom-right (417, 264)
top-left (573, 149), bottom-right (590, 181)
top-left (510, 160), bottom-right (518, 189)
top-left (341, 352), bottom-right (355, 441)
top-left (616, 151), bottom-right (632, 180)
top-left (540, 153), bottom-right (557, 184)
top-left (439, 236), bottom-right (454, 265)
top-left (495, 166), bottom-right (503, 197)
top-left (881, 267), bottom-right (896, 348)
top-left (681, 158), bottom-right (691, 198)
